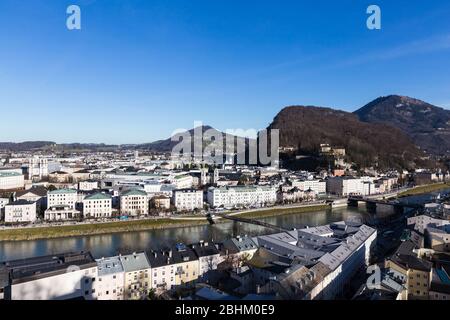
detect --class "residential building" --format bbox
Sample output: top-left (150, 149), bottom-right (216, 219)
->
top-left (119, 252), bottom-right (151, 300)
top-left (1, 251), bottom-right (97, 300)
top-left (44, 205), bottom-right (81, 221)
top-left (326, 176), bottom-right (374, 196)
top-left (83, 193), bottom-right (112, 218)
top-left (4, 200), bottom-right (37, 223)
top-left (207, 186), bottom-right (277, 208)
top-left (291, 179), bottom-right (326, 195)
top-left (94, 256), bottom-right (125, 300)
top-left (173, 189), bottom-right (203, 211)
top-left (192, 241), bottom-right (222, 279)
top-left (0, 171), bottom-right (24, 191)
top-left (120, 188), bottom-right (149, 216)
top-left (78, 180), bottom-right (99, 191)
top-left (151, 195), bottom-right (171, 210)
top-left (15, 186), bottom-right (47, 214)
top-left (47, 188), bottom-right (78, 209)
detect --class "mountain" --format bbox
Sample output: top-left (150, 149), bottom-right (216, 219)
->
top-left (137, 125), bottom-right (254, 154)
top-left (354, 95), bottom-right (450, 156)
top-left (0, 141), bottom-right (55, 151)
top-left (267, 105), bottom-right (428, 170)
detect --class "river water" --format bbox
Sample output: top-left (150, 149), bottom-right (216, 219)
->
top-left (0, 207), bottom-right (367, 262)
top-left (2, 188), bottom-right (448, 262)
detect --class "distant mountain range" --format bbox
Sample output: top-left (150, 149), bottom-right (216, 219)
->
top-left (354, 95), bottom-right (450, 156)
top-left (1, 95), bottom-right (448, 170)
top-left (267, 105), bottom-right (428, 170)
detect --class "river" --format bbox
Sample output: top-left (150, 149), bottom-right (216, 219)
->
top-left (0, 206), bottom-right (367, 262)
top-left (2, 188), bottom-right (448, 262)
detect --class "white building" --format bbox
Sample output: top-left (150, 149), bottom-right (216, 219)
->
top-left (3, 251), bottom-right (97, 300)
top-left (173, 189), bottom-right (203, 211)
top-left (78, 180), bottom-right (99, 191)
top-left (0, 171), bottom-right (24, 191)
top-left (291, 179), bottom-right (326, 195)
top-left (28, 156), bottom-right (48, 180)
top-left (83, 193), bottom-right (112, 218)
top-left (4, 200), bottom-right (37, 223)
top-left (44, 205), bottom-right (81, 221)
top-left (120, 189), bottom-right (149, 216)
top-left (119, 253), bottom-right (151, 300)
top-left (326, 177), bottom-right (375, 197)
top-left (170, 174), bottom-right (194, 189)
top-left (47, 188), bottom-right (78, 209)
top-left (192, 241), bottom-right (222, 279)
top-left (207, 186), bottom-right (277, 208)
top-left (94, 256), bottom-right (125, 300)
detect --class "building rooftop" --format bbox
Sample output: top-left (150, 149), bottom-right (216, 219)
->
top-left (119, 252), bottom-right (150, 272)
top-left (1, 251), bottom-right (96, 284)
top-left (96, 256), bottom-right (124, 276)
top-left (48, 188), bottom-right (77, 194)
top-left (0, 171), bottom-right (22, 178)
top-left (84, 192), bottom-right (112, 200)
top-left (121, 188), bottom-right (147, 197)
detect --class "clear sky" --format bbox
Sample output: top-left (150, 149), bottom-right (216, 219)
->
top-left (0, 0), bottom-right (449, 144)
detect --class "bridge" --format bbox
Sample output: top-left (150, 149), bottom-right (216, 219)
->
top-left (206, 213), bottom-right (289, 232)
top-left (348, 195), bottom-right (423, 215)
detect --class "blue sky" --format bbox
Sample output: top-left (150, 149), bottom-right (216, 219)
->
top-left (0, 0), bottom-right (449, 144)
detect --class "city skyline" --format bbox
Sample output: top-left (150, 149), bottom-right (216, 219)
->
top-left (1, 0), bottom-right (450, 144)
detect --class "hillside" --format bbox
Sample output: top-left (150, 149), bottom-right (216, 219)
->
top-left (354, 95), bottom-right (450, 156)
top-left (267, 105), bottom-right (428, 170)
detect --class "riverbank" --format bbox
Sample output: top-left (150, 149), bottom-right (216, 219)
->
top-left (0, 203), bottom-right (330, 241)
top-left (397, 182), bottom-right (450, 197)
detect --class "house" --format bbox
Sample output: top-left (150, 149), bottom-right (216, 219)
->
top-left (1, 251), bottom-right (97, 300)
top-left (44, 204), bottom-right (81, 221)
top-left (83, 193), bottom-right (112, 218)
top-left (47, 188), bottom-right (78, 209)
top-left (120, 188), bottom-right (149, 216)
top-left (191, 241), bottom-right (222, 280)
top-left (4, 200), bottom-right (37, 223)
top-left (151, 195), bottom-right (171, 210)
top-left (119, 252), bottom-right (151, 300)
top-left (172, 189), bottom-right (203, 212)
top-left (94, 256), bottom-right (125, 300)
top-left (15, 186), bottom-right (47, 214)
top-left (0, 171), bottom-right (24, 191)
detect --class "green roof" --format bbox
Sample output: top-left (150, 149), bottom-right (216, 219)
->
top-left (48, 188), bottom-right (77, 194)
top-left (0, 171), bottom-right (22, 177)
top-left (121, 189), bottom-right (147, 197)
top-left (84, 192), bottom-right (111, 200)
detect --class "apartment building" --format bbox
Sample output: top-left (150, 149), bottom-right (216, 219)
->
top-left (120, 253), bottom-right (151, 300)
top-left (191, 241), bottom-right (222, 280)
top-left (47, 188), bottom-right (78, 209)
top-left (4, 200), bottom-right (37, 223)
top-left (83, 193), bottom-right (112, 218)
top-left (291, 179), bottom-right (326, 195)
top-left (15, 186), bottom-right (47, 214)
top-left (1, 251), bottom-right (97, 300)
top-left (207, 186), bottom-right (277, 208)
top-left (0, 171), bottom-right (24, 191)
top-left (44, 205), bottom-right (81, 221)
top-left (172, 189), bottom-right (203, 211)
top-left (120, 188), bottom-right (149, 216)
top-left (326, 176), bottom-right (375, 196)
top-left (94, 256), bottom-right (125, 300)
top-left (78, 180), bottom-right (99, 191)
top-left (147, 243), bottom-right (200, 291)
